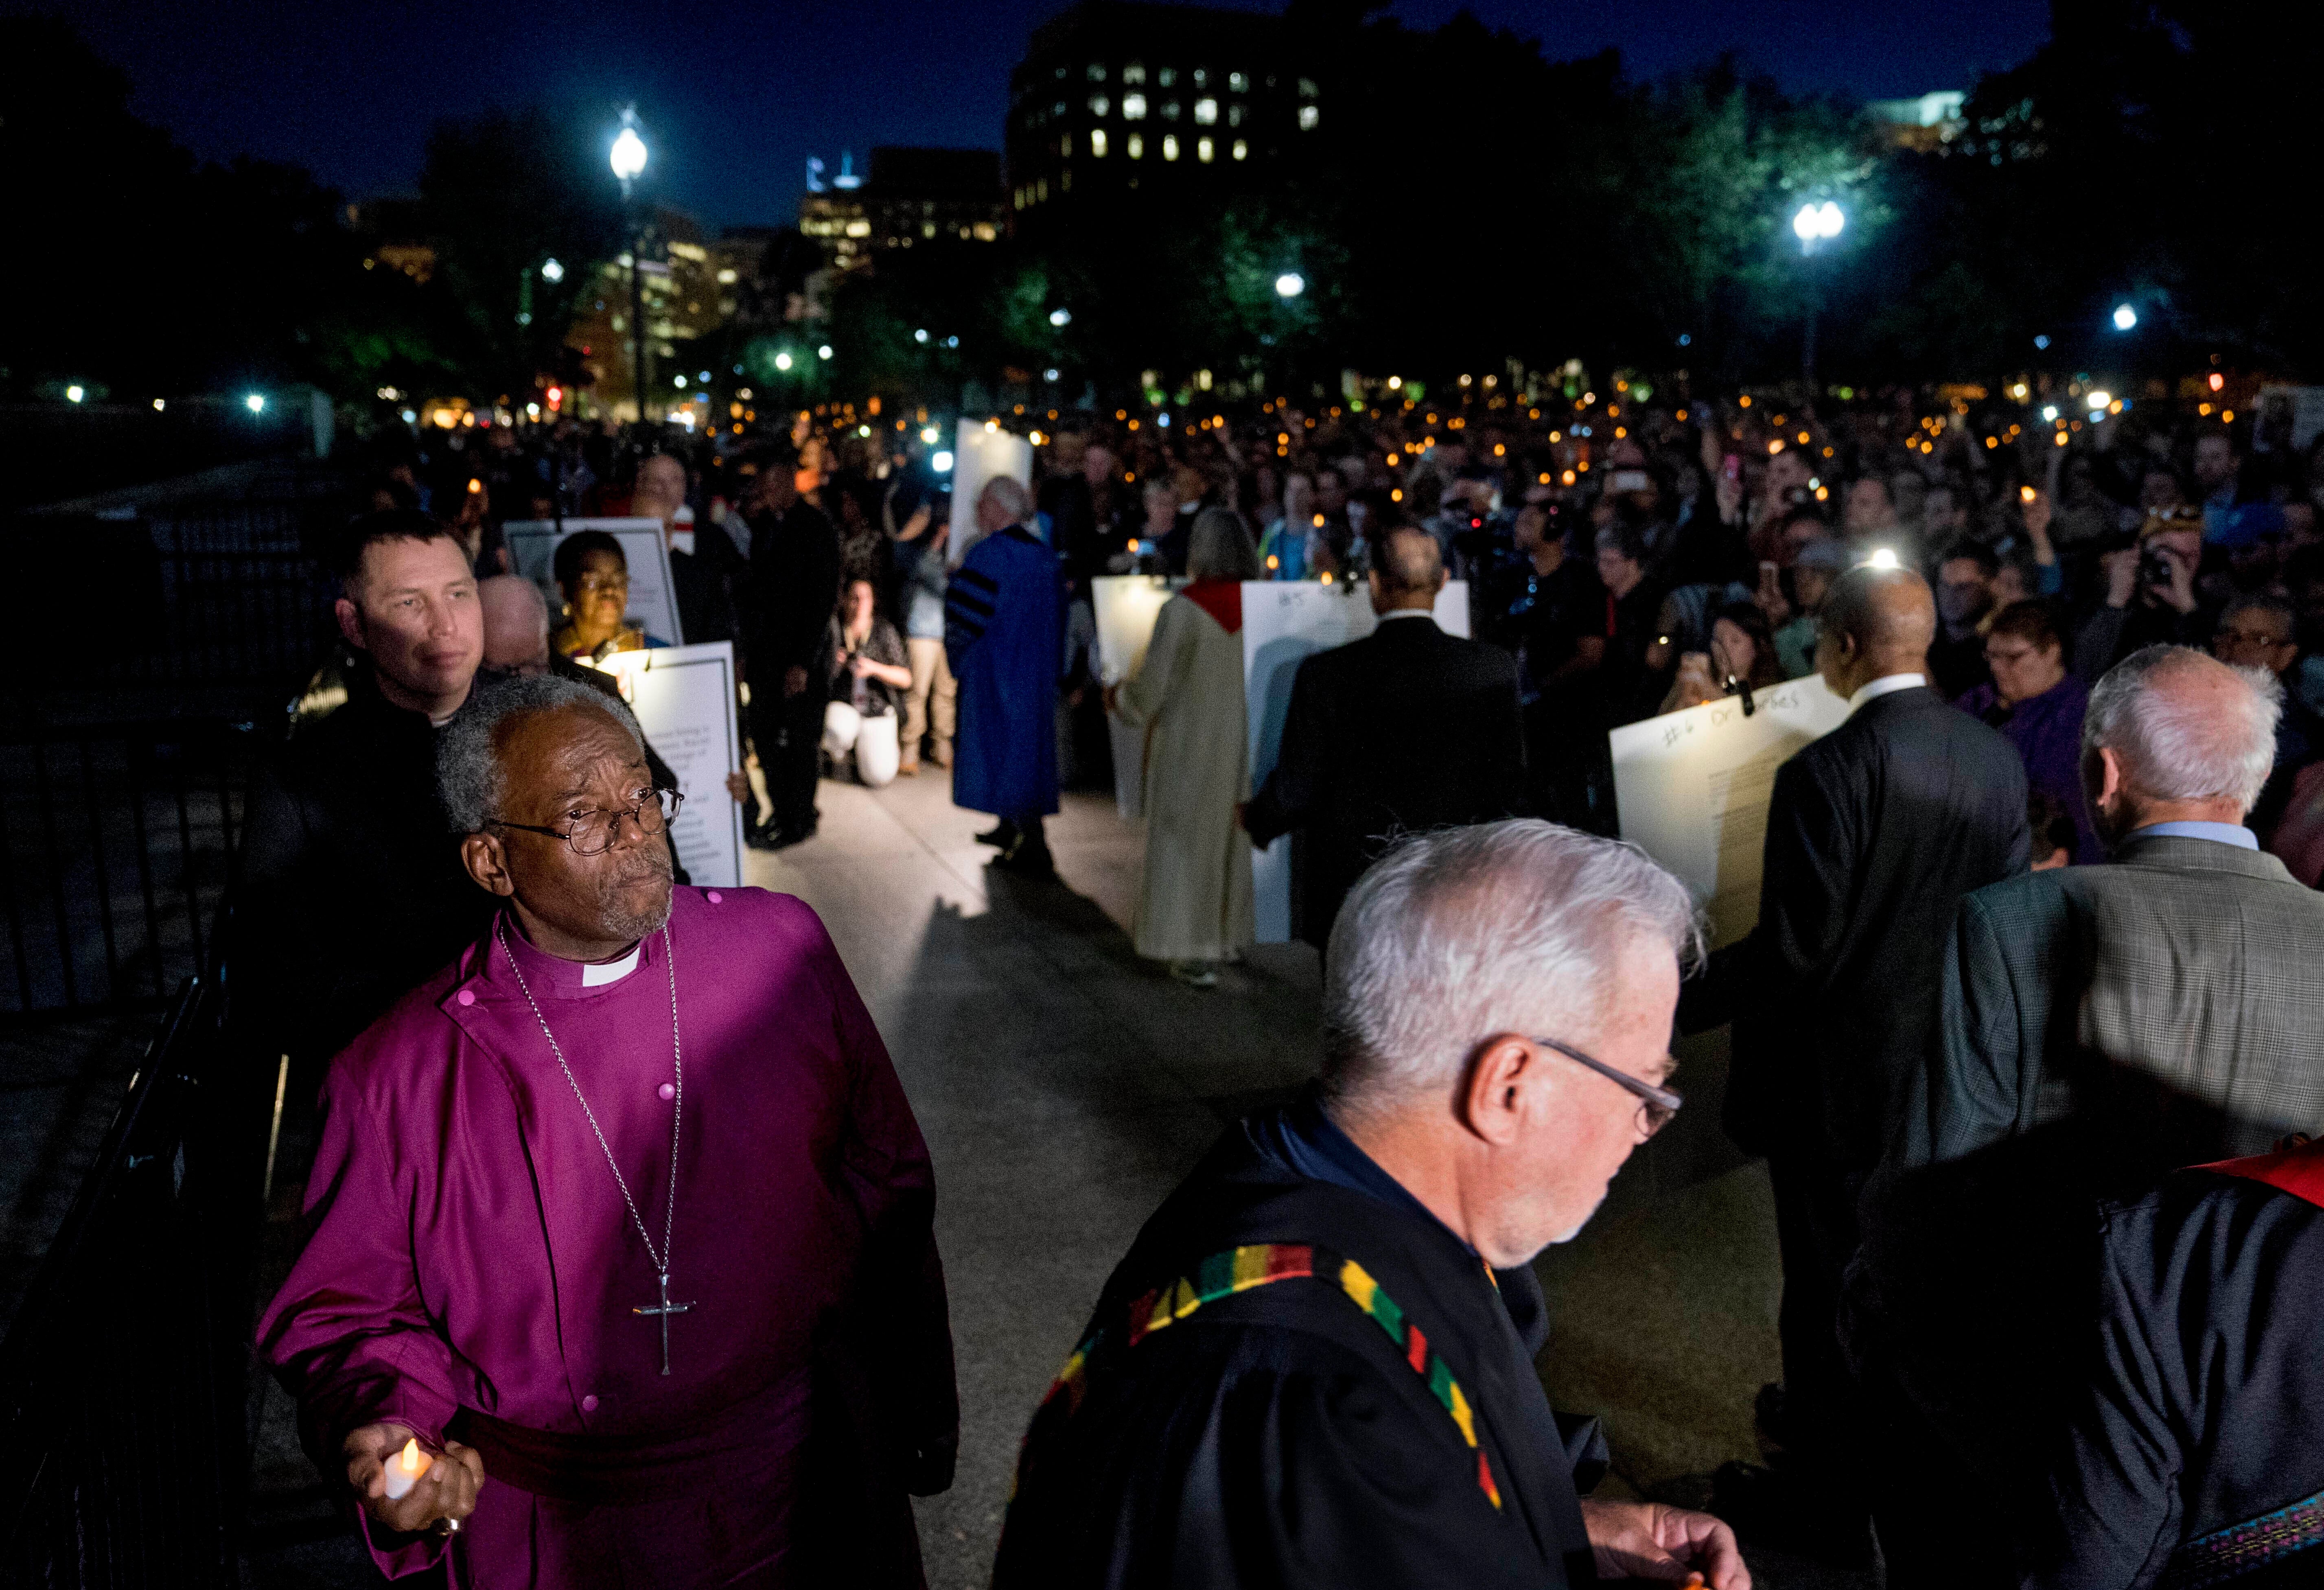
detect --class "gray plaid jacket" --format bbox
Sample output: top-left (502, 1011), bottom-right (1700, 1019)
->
top-left (1897, 833), bottom-right (2324, 1172)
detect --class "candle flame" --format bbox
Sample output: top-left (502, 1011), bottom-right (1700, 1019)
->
top-left (399, 1438), bottom-right (423, 1474)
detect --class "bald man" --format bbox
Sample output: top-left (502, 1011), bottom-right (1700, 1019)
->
top-left (1244, 525), bottom-right (1526, 946)
top-left (1689, 564), bottom-right (2027, 1548)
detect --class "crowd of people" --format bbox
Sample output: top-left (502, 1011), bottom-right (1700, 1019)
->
top-left (237, 370), bottom-right (2324, 1590)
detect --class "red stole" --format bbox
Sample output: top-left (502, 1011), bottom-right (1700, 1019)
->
top-left (1181, 578), bottom-right (1243, 635)
top-left (2195, 1138), bottom-right (2324, 1210)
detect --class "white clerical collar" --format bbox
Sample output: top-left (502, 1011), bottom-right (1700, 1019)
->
top-left (1849, 672), bottom-right (1926, 710)
top-left (580, 944), bottom-right (642, 986)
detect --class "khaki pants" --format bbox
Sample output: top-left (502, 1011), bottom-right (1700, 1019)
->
top-left (902, 637), bottom-right (955, 763)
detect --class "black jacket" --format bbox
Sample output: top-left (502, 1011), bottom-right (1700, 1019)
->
top-left (238, 671), bottom-right (494, 1067)
top-left (993, 1104), bottom-right (1599, 1590)
top-left (1243, 617), bottom-right (1525, 946)
top-left (2029, 1163), bottom-right (2324, 1590)
top-left (1695, 683), bottom-right (2029, 1166)
top-left (747, 499), bottom-right (842, 676)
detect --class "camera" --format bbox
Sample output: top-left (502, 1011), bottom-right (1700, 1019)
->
top-left (2138, 545), bottom-right (2176, 592)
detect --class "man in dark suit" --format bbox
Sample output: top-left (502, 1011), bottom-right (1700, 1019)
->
top-left (1243, 526), bottom-right (1525, 948)
top-left (740, 450), bottom-right (840, 848)
top-left (1847, 647), bottom-right (2324, 1585)
top-left (1688, 563), bottom-right (2029, 1549)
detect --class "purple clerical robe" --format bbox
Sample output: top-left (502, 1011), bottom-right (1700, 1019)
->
top-left (259, 886), bottom-right (956, 1588)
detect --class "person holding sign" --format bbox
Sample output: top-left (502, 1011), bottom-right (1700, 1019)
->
top-left (551, 530), bottom-right (671, 661)
top-left (1685, 563), bottom-right (2026, 1553)
top-left (1106, 510), bottom-right (1259, 987)
top-left (260, 675), bottom-right (957, 1588)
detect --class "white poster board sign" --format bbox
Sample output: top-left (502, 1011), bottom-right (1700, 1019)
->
top-left (2255, 385), bottom-right (2324, 452)
top-left (588, 642), bottom-right (745, 889)
top-left (947, 423), bottom-right (1034, 566)
top-left (1093, 575), bottom-right (1177, 819)
top-left (1241, 581), bottom-right (1471, 943)
top-left (503, 519), bottom-right (685, 648)
top-left (1609, 677), bottom-right (1850, 948)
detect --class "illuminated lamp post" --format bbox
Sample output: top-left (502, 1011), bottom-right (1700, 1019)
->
top-left (611, 109), bottom-right (650, 421)
top-left (1791, 200), bottom-right (1844, 396)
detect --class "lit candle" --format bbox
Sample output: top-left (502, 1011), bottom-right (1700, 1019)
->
top-left (383, 1437), bottom-right (432, 1500)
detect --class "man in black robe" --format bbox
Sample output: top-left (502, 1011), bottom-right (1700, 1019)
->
top-left (2028, 1137), bottom-right (2324, 1590)
top-left (740, 452), bottom-right (840, 848)
top-left (994, 820), bottom-right (1751, 1590)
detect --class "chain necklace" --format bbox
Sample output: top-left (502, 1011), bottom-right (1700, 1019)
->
top-left (496, 917), bottom-right (693, 1373)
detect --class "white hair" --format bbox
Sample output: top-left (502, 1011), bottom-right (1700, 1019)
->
top-left (1320, 820), bottom-right (1702, 1119)
top-left (980, 473), bottom-right (1034, 525)
top-left (2084, 644), bottom-right (2281, 813)
top-left (436, 673), bottom-right (645, 834)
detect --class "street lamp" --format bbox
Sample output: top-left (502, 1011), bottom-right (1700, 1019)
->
top-left (2111, 303), bottom-right (2138, 332)
top-left (1790, 200), bottom-right (1845, 394)
top-left (611, 108), bottom-right (651, 421)
top-left (1274, 272), bottom-right (1305, 298)
top-left (1048, 307), bottom-right (1072, 328)
top-left (541, 257), bottom-right (565, 283)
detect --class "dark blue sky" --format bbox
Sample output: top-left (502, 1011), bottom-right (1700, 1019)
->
top-left (23, 0), bottom-right (2049, 228)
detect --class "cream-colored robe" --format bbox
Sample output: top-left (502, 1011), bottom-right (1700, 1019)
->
top-left (1113, 594), bottom-right (1255, 962)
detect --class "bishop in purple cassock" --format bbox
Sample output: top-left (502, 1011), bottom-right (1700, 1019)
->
top-left (259, 673), bottom-right (956, 1588)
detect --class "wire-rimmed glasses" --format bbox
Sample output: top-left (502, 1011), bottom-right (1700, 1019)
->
top-left (488, 788), bottom-right (683, 856)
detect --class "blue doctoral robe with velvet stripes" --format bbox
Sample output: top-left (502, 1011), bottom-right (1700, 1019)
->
top-left (944, 524), bottom-right (1062, 821)
top-left (991, 1099), bottom-right (1601, 1590)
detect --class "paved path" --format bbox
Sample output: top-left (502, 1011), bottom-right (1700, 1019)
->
top-left (246, 762), bottom-right (1863, 1587)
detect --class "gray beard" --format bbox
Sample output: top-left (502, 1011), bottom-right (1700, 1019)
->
top-left (594, 851), bottom-right (674, 941)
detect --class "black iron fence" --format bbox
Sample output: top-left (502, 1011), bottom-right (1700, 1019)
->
top-left (0, 721), bottom-right (255, 1016)
top-left (0, 974), bottom-right (240, 1588)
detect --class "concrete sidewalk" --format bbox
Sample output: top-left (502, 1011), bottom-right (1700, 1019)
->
top-left (749, 769), bottom-right (1845, 1588)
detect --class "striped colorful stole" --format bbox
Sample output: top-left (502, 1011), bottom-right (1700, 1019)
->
top-left (2162, 1488), bottom-right (2324, 1590)
top-left (1026, 1242), bottom-right (1503, 1510)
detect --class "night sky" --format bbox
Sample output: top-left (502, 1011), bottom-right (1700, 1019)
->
top-left (19, 0), bottom-right (2049, 228)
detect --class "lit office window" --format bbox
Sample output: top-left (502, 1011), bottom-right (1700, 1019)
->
top-left (1123, 62), bottom-right (1146, 84)
top-left (1197, 137), bottom-right (1214, 163)
top-left (1162, 134), bottom-right (1179, 161)
top-left (1090, 128), bottom-right (1109, 157)
top-left (1089, 94), bottom-right (1109, 116)
top-left (1158, 66), bottom-right (1176, 87)
top-left (1298, 78), bottom-right (1318, 98)
top-left (1194, 98), bottom-right (1217, 125)
top-left (1232, 139), bottom-right (1248, 161)
top-left (1228, 103), bottom-right (1244, 127)
top-left (1298, 105), bottom-right (1319, 130)
top-left (1062, 132), bottom-right (1074, 155)
top-left (1193, 68), bottom-right (1209, 88)
top-left (1087, 63), bottom-right (1107, 81)
top-left (1228, 71), bottom-right (1248, 92)
top-left (1162, 100), bottom-right (1180, 121)
top-left (1123, 93), bottom-right (1147, 120)
top-left (1127, 133), bottom-right (1142, 159)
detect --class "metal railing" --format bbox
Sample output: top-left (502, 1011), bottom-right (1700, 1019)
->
top-left (0, 974), bottom-right (239, 1588)
top-left (0, 720), bottom-right (254, 1016)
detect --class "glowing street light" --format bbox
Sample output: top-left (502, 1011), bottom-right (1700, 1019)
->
top-left (65, 385), bottom-right (84, 403)
top-left (1048, 307), bottom-right (1072, 328)
top-left (2085, 389), bottom-right (2112, 410)
top-left (817, 344), bottom-right (833, 360)
top-left (1792, 200), bottom-right (1845, 249)
top-left (610, 119), bottom-right (648, 191)
top-left (1274, 272), bottom-right (1305, 298)
top-left (1865, 547), bottom-right (1900, 570)
top-left (244, 393), bottom-right (267, 414)
top-left (932, 450), bottom-right (955, 472)
top-left (2111, 303), bottom-right (2138, 332)
top-left (541, 258), bottom-right (566, 283)
top-left (774, 351), bottom-right (793, 371)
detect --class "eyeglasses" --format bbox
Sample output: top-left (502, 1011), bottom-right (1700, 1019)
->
top-left (489, 788), bottom-right (682, 856)
top-left (574, 575), bottom-right (630, 595)
top-left (1530, 1036), bottom-right (1683, 1137)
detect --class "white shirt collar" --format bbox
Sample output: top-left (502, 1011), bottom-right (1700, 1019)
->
top-left (1849, 672), bottom-right (1926, 710)
top-left (1377, 609), bottom-right (1436, 623)
top-left (580, 944), bottom-right (642, 987)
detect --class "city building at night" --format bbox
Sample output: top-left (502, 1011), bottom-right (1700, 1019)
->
top-left (1005, 0), bottom-right (1322, 228)
top-left (797, 146), bottom-right (1007, 274)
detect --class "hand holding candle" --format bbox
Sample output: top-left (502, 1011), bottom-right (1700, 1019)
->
top-left (343, 1421), bottom-right (488, 1537)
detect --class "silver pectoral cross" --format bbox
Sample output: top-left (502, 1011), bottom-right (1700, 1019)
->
top-left (633, 1272), bottom-right (694, 1375)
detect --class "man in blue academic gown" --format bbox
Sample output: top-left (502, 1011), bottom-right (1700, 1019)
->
top-left (946, 475), bottom-right (1063, 876)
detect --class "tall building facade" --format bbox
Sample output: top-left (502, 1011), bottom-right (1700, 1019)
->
top-left (1005, 2), bottom-right (1321, 226)
top-left (797, 147), bottom-right (1007, 275)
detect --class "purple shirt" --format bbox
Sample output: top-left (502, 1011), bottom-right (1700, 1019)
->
top-left (259, 886), bottom-right (952, 1586)
top-left (1955, 674), bottom-right (2101, 863)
